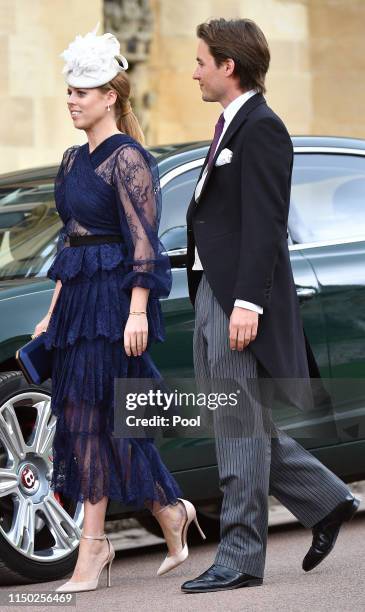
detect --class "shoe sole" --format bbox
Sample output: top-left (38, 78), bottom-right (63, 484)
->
top-left (181, 579), bottom-right (263, 593)
top-left (303, 497), bottom-right (361, 571)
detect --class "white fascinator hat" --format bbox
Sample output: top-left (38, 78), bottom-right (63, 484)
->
top-left (61, 22), bottom-right (128, 88)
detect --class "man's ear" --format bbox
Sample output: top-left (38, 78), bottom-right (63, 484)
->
top-left (224, 58), bottom-right (236, 78)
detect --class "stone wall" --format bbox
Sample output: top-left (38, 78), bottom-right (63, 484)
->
top-left (0, 0), bottom-right (102, 173)
top-left (147, 0), bottom-right (365, 145)
top-left (1, 0), bottom-right (364, 173)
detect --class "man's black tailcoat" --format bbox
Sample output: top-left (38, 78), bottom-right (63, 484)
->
top-left (186, 93), bottom-right (324, 411)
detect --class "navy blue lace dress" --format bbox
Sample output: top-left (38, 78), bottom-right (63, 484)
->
top-left (44, 133), bottom-right (182, 507)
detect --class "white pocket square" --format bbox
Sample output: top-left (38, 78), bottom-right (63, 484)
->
top-left (215, 148), bottom-right (233, 166)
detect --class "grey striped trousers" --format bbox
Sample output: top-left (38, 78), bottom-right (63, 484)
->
top-left (194, 273), bottom-right (351, 578)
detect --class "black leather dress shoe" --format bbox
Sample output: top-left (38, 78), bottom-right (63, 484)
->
top-left (181, 564), bottom-right (263, 593)
top-left (302, 494), bottom-right (361, 572)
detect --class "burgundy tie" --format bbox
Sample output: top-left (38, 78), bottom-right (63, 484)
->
top-left (207, 113), bottom-right (225, 169)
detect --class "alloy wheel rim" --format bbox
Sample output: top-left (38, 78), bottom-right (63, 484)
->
top-left (0, 391), bottom-right (83, 562)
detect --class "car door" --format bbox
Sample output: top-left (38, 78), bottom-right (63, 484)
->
top-left (289, 149), bottom-right (365, 446)
top-left (273, 245), bottom-right (339, 449)
top-left (0, 179), bottom-right (63, 362)
top-left (152, 152), bottom-right (339, 472)
top-left (151, 160), bottom-right (218, 471)
top-left (151, 162), bottom-right (201, 378)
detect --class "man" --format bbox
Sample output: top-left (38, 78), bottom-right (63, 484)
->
top-left (181, 18), bottom-right (360, 594)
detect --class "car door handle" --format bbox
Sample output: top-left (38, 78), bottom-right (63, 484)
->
top-left (296, 286), bottom-right (317, 301)
top-left (164, 248), bottom-right (187, 257)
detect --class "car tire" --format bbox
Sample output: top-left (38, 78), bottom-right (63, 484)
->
top-left (0, 371), bottom-right (83, 585)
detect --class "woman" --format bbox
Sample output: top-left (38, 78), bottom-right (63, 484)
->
top-left (32, 24), bottom-right (205, 593)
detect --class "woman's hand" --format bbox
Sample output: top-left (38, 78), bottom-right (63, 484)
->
top-left (124, 313), bottom-right (148, 357)
top-left (32, 313), bottom-right (51, 339)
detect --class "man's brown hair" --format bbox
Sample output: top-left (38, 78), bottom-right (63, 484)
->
top-left (197, 18), bottom-right (270, 94)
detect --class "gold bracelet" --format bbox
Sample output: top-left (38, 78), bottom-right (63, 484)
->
top-left (129, 311), bottom-right (146, 315)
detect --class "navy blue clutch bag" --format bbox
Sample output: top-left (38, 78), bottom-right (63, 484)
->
top-left (16, 333), bottom-right (53, 385)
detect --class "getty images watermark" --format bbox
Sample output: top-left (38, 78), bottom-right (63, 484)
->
top-left (114, 377), bottom-right (243, 438)
top-left (112, 377), bottom-right (362, 439)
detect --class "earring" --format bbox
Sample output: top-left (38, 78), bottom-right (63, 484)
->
top-left (107, 105), bottom-right (110, 112)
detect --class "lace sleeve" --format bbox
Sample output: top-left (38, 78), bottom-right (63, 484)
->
top-left (112, 144), bottom-right (172, 299)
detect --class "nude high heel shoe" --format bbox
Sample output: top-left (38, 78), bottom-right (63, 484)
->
top-left (55, 533), bottom-right (115, 592)
top-left (156, 498), bottom-right (206, 576)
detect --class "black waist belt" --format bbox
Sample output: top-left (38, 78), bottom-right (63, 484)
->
top-left (68, 234), bottom-right (123, 246)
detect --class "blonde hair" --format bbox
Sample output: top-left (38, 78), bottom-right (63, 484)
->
top-left (99, 71), bottom-right (145, 145)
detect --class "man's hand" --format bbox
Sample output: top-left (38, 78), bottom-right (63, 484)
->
top-left (229, 307), bottom-right (259, 351)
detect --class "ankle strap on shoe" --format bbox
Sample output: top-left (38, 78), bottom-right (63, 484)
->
top-left (81, 533), bottom-right (106, 540)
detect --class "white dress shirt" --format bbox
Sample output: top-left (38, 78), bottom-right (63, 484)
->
top-left (192, 90), bottom-right (263, 315)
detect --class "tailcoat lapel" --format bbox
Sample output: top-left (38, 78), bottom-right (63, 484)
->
top-left (187, 94), bottom-right (266, 222)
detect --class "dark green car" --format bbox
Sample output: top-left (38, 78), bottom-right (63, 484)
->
top-left (0, 136), bottom-right (364, 584)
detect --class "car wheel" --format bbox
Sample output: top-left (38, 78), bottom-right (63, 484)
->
top-left (0, 371), bottom-right (83, 585)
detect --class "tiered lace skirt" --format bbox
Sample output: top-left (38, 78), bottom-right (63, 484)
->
top-left (44, 242), bottom-right (182, 506)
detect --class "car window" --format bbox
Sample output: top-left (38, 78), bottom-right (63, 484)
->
top-left (0, 165), bottom-right (203, 280)
top-left (9, 151), bottom-right (363, 279)
top-left (160, 166), bottom-right (201, 251)
top-left (289, 154), bottom-right (365, 244)
top-left (0, 182), bottom-right (60, 280)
